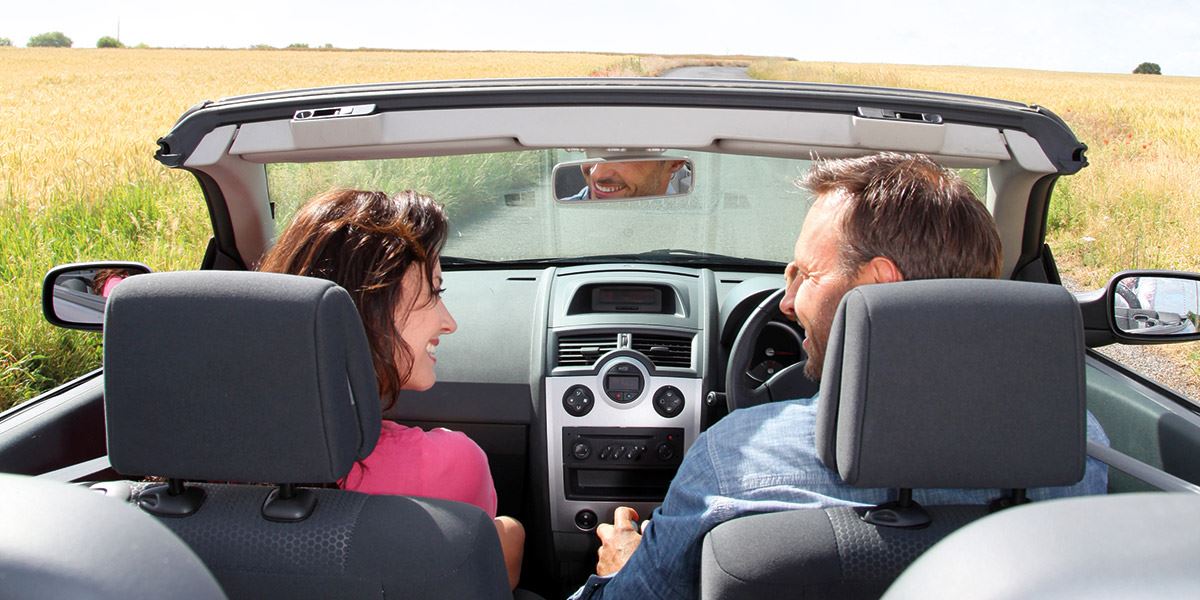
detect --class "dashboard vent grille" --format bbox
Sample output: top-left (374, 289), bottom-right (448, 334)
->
top-left (631, 333), bottom-right (693, 368)
top-left (557, 333), bottom-right (619, 367)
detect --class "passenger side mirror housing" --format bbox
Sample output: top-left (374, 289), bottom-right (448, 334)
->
top-left (42, 262), bottom-right (152, 331)
top-left (1078, 270), bottom-right (1200, 347)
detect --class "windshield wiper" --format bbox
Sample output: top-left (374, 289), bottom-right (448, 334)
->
top-left (440, 256), bottom-right (506, 266)
top-left (442, 250), bottom-right (784, 268)
top-left (536, 249), bottom-right (785, 267)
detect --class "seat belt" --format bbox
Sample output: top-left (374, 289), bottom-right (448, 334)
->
top-left (37, 455), bottom-right (112, 482)
top-left (1088, 441), bottom-right (1200, 494)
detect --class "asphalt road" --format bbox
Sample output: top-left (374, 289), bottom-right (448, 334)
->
top-left (660, 66), bottom-right (751, 79)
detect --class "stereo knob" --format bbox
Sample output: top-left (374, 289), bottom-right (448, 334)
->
top-left (562, 385), bottom-right (594, 417)
top-left (572, 441), bottom-right (592, 460)
top-left (575, 509), bottom-right (598, 531)
top-left (656, 442), bottom-right (675, 461)
top-left (653, 386), bottom-right (685, 418)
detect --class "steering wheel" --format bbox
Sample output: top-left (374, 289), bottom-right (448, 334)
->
top-left (724, 288), bottom-right (820, 412)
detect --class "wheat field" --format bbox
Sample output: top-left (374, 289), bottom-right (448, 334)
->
top-left (0, 48), bottom-right (629, 410)
top-left (751, 60), bottom-right (1200, 393)
top-left (2, 50), bottom-right (1198, 410)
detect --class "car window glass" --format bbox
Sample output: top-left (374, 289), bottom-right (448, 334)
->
top-left (266, 151), bottom-right (988, 265)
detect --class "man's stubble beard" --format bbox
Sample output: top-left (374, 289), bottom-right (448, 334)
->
top-left (801, 280), bottom-right (859, 382)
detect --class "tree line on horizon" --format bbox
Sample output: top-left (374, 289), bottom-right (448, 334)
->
top-left (0, 33), bottom-right (1174, 75)
top-left (0, 31), bottom-right (334, 50)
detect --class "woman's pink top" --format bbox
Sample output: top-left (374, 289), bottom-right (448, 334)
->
top-left (339, 421), bottom-right (498, 518)
top-left (101, 276), bottom-right (125, 298)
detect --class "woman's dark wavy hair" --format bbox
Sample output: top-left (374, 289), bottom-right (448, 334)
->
top-left (258, 189), bottom-right (448, 408)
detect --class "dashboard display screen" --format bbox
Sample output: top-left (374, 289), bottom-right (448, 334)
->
top-left (593, 286), bottom-right (663, 312)
top-left (606, 375), bottom-right (641, 392)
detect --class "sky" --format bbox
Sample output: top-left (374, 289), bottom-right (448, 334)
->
top-left (7, 0), bottom-right (1200, 76)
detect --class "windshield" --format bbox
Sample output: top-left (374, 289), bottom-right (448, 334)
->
top-left (266, 150), bottom-right (986, 268)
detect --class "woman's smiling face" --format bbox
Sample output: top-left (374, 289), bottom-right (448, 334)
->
top-left (396, 261), bottom-right (457, 391)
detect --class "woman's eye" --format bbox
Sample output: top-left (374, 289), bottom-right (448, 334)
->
top-left (435, 287), bottom-right (447, 298)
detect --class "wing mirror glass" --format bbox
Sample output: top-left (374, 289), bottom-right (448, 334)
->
top-left (1108, 271), bottom-right (1200, 341)
top-left (42, 262), bottom-right (152, 331)
top-left (552, 157), bottom-right (693, 202)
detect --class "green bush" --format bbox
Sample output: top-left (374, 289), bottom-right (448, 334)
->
top-left (1133, 62), bottom-right (1162, 75)
top-left (0, 38), bottom-right (12, 47)
top-left (286, 43), bottom-right (309, 49)
top-left (97, 36), bottom-right (124, 49)
top-left (28, 31), bottom-right (72, 48)
top-left (249, 44), bottom-right (275, 50)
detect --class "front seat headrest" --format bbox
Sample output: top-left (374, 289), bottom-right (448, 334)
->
top-left (816, 279), bottom-right (1086, 489)
top-left (104, 271), bottom-right (382, 484)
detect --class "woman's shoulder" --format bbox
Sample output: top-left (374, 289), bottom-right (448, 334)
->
top-left (376, 422), bottom-right (485, 460)
top-left (422, 427), bottom-right (488, 462)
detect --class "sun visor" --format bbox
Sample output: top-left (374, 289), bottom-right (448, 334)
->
top-left (226, 107), bottom-right (1013, 164)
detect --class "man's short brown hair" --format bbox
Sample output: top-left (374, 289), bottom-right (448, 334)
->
top-left (802, 153), bottom-right (1002, 280)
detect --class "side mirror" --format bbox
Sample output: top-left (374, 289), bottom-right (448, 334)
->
top-left (552, 157), bottom-right (693, 202)
top-left (42, 262), bottom-right (152, 331)
top-left (1108, 272), bottom-right (1200, 341)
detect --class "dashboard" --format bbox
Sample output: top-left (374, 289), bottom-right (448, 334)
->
top-left (385, 263), bottom-right (803, 589)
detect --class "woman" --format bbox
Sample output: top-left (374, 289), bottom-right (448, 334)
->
top-left (258, 189), bottom-right (524, 589)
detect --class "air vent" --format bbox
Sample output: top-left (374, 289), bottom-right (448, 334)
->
top-left (631, 333), bottom-right (693, 369)
top-left (557, 333), bottom-right (619, 367)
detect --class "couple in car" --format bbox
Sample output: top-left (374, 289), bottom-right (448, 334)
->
top-left (265, 153), bottom-right (1108, 599)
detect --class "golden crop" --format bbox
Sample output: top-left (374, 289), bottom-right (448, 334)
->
top-left (749, 60), bottom-right (1200, 288)
top-left (0, 48), bottom-right (625, 410)
top-left (2, 50), bottom-right (1197, 409)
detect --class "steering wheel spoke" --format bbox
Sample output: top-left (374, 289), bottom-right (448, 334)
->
top-left (725, 289), bottom-right (819, 412)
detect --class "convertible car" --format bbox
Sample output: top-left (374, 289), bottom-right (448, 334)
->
top-left (3, 78), bottom-right (1200, 598)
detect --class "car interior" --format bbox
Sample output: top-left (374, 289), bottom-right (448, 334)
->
top-left (4, 79), bottom-right (1200, 598)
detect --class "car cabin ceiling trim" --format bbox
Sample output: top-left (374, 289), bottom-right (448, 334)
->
top-left (154, 82), bottom-right (1087, 175)
top-left (225, 107), bottom-right (1012, 164)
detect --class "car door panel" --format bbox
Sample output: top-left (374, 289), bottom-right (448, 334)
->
top-left (1085, 355), bottom-right (1200, 492)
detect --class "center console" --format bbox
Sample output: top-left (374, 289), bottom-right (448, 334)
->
top-left (544, 266), bottom-right (711, 533)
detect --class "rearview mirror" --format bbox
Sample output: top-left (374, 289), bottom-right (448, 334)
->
top-left (42, 262), bottom-right (152, 331)
top-left (1109, 271), bottom-right (1200, 342)
top-left (552, 157), bottom-right (693, 202)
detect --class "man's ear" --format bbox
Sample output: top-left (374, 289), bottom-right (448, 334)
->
top-left (863, 256), bottom-right (903, 283)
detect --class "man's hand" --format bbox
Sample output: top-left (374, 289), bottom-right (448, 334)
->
top-left (595, 506), bottom-right (647, 576)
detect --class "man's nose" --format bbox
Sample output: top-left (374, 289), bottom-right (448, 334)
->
top-left (779, 286), bottom-right (796, 319)
top-left (591, 164), bottom-right (617, 179)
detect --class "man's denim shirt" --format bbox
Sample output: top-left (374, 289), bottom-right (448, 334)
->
top-left (569, 395), bottom-right (1110, 600)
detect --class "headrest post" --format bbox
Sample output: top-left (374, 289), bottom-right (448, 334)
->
top-left (262, 484), bottom-right (317, 523)
top-left (860, 488), bottom-right (932, 529)
top-left (989, 488), bottom-right (1030, 513)
top-left (137, 481), bottom-right (205, 518)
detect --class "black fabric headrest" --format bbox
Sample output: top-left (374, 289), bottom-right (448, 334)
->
top-left (104, 271), bottom-right (381, 483)
top-left (816, 279), bottom-right (1086, 489)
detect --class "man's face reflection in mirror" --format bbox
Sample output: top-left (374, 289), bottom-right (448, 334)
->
top-left (580, 160), bottom-right (685, 199)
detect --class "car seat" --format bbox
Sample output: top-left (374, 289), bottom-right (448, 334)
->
top-left (882, 492), bottom-right (1200, 598)
top-left (700, 279), bottom-right (1091, 599)
top-left (0, 472), bottom-right (225, 599)
top-left (100, 271), bottom-right (511, 599)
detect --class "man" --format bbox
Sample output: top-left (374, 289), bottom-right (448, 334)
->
top-left (567, 159), bottom-right (689, 200)
top-left (569, 153), bottom-right (1110, 599)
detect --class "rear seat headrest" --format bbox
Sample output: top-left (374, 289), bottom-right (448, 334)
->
top-left (104, 271), bottom-right (382, 484)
